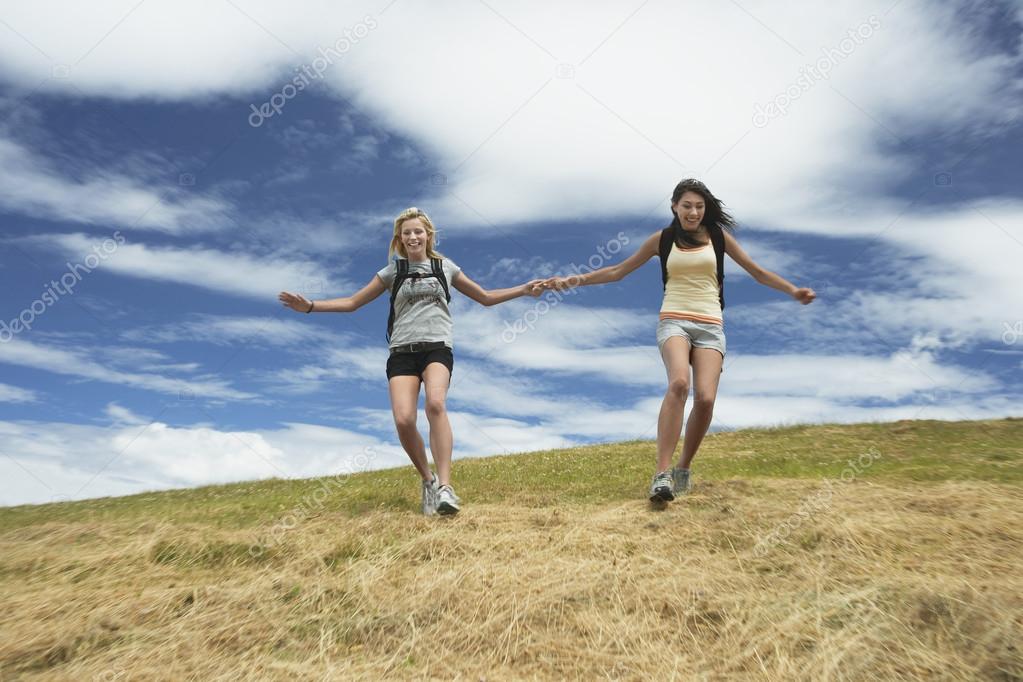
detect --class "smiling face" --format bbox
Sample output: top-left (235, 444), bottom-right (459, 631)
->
top-left (672, 191), bottom-right (706, 231)
top-left (399, 217), bottom-right (430, 260)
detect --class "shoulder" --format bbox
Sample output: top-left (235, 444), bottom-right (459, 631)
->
top-left (645, 230), bottom-right (665, 251)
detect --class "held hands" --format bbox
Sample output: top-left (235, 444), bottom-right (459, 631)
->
top-left (792, 287), bottom-right (816, 305)
top-left (529, 276), bottom-right (575, 294)
top-left (278, 291), bottom-right (313, 312)
top-left (522, 279), bottom-right (545, 297)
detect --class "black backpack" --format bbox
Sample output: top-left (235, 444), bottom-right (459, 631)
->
top-left (386, 257), bottom-right (451, 342)
top-left (658, 225), bottom-right (726, 310)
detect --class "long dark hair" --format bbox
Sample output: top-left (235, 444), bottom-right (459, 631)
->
top-left (669, 178), bottom-right (736, 248)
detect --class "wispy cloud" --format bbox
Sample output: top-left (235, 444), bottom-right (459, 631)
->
top-left (0, 135), bottom-right (234, 234)
top-left (122, 314), bottom-right (350, 348)
top-left (18, 232), bottom-right (351, 301)
top-left (0, 338), bottom-right (256, 400)
top-left (0, 382), bottom-right (37, 403)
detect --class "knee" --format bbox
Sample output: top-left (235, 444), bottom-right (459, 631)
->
top-left (393, 411), bottom-right (417, 432)
top-left (692, 392), bottom-right (716, 411)
top-left (666, 376), bottom-right (690, 400)
top-left (424, 398), bottom-right (447, 421)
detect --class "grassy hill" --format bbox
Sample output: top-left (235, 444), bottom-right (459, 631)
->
top-left (1, 419), bottom-right (1021, 680)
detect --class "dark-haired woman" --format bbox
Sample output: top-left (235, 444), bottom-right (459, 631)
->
top-left (279, 207), bottom-right (541, 516)
top-left (542, 179), bottom-right (815, 502)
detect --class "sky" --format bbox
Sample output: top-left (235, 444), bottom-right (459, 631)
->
top-left (0, 0), bottom-right (1021, 506)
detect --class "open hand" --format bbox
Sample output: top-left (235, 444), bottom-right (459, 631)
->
top-left (792, 287), bottom-right (816, 305)
top-left (278, 291), bottom-right (312, 312)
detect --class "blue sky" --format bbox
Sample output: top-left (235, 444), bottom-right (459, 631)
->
top-left (1, 0), bottom-right (1021, 506)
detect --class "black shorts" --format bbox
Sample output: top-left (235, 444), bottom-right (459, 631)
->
top-left (386, 347), bottom-right (454, 381)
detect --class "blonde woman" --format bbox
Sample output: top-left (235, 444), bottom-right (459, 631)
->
top-left (279, 208), bottom-right (541, 516)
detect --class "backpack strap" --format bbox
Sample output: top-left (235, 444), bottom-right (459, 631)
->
top-left (431, 257), bottom-right (451, 303)
top-left (709, 226), bottom-right (726, 310)
top-left (386, 259), bottom-right (411, 343)
top-left (658, 224), bottom-right (726, 310)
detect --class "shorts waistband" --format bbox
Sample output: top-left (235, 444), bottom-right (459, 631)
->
top-left (389, 341), bottom-right (448, 354)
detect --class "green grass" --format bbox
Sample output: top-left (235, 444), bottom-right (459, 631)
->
top-left (1, 418), bottom-right (1019, 533)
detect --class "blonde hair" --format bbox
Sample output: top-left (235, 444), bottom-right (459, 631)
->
top-left (388, 207), bottom-right (445, 260)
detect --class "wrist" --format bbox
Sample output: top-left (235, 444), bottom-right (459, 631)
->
top-left (306, 300), bottom-right (315, 313)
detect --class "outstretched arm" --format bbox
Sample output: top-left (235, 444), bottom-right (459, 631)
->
top-left (278, 276), bottom-right (387, 313)
top-left (545, 231), bottom-right (659, 289)
top-left (452, 273), bottom-right (543, 306)
top-left (723, 232), bottom-right (816, 304)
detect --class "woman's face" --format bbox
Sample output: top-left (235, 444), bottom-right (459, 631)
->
top-left (672, 191), bottom-right (705, 231)
top-left (400, 218), bottom-right (429, 258)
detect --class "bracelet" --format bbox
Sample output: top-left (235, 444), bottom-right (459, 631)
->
top-left (306, 300), bottom-right (314, 313)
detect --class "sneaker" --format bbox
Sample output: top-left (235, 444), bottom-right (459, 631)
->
top-left (421, 475), bottom-right (438, 516)
top-left (436, 484), bottom-right (461, 516)
top-left (671, 467), bottom-right (691, 496)
top-left (648, 470), bottom-right (674, 502)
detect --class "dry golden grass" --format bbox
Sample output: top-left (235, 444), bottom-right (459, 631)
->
top-left (2, 477), bottom-right (1021, 681)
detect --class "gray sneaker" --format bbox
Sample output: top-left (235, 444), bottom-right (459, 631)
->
top-left (648, 470), bottom-right (675, 502)
top-left (671, 467), bottom-right (691, 496)
top-left (421, 476), bottom-right (438, 516)
top-left (436, 484), bottom-right (461, 516)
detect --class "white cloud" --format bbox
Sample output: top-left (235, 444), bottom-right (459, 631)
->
top-left (104, 401), bottom-right (147, 425)
top-left (0, 2), bottom-right (1016, 231)
top-left (19, 232), bottom-right (351, 301)
top-left (0, 382), bottom-right (38, 403)
top-left (0, 338), bottom-right (255, 400)
top-left (0, 415), bottom-right (409, 506)
top-left (122, 314), bottom-right (350, 348)
top-left (0, 136), bottom-right (234, 234)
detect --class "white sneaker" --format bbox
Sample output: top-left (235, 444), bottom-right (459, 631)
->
top-left (421, 476), bottom-right (438, 516)
top-left (648, 470), bottom-right (674, 502)
top-left (436, 484), bottom-right (461, 516)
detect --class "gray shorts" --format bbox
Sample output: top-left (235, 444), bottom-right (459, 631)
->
top-left (656, 318), bottom-right (726, 357)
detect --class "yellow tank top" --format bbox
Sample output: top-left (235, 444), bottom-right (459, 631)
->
top-left (659, 241), bottom-right (723, 325)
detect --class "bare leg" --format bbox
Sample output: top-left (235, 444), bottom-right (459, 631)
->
top-left (422, 362), bottom-right (454, 486)
top-left (678, 348), bottom-right (723, 469)
top-left (388, 375), bottom-right (433, 481)
top-left (656, 336), bottom-right (692, 472)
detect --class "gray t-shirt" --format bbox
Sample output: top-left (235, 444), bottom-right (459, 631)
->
top-left (376, 258), bottom-right (462, 349)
